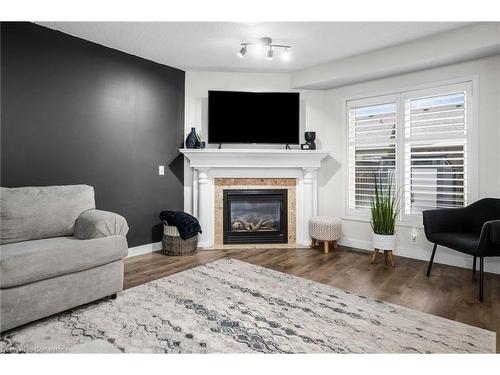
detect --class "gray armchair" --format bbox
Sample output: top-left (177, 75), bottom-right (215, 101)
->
top-left (0, 185), bottom-right (129, 332)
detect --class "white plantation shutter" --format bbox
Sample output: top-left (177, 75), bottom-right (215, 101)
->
top-left (346, 81), bottom-right (474, 220)
top-left (403, 84), bottom-right (470, 216)
top-left (347, 98), bottom-right (398, 212)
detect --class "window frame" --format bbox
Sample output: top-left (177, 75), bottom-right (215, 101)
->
top-left (343, 78), bottom-right (478, 228)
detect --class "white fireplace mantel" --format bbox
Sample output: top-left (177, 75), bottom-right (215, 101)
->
top-left (180, 148), bottom-right (330, 248)
top-left (179, 148), bottom-right (329, 169)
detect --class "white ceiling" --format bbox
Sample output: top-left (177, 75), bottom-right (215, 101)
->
top-left (38, 22), bottom-right (472, 72)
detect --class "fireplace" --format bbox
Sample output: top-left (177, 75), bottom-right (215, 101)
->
top-left (223, 189), bottom-right (288, 244)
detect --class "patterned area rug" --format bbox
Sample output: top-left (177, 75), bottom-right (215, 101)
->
top-left (0, 258), bottom-right (495, 353)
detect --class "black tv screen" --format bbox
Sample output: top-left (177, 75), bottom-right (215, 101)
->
top-left (208, 91), bottom-right (300, 144)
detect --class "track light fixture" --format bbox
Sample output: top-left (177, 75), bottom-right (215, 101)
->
top-left (237, 37), bottom-right (291, 61)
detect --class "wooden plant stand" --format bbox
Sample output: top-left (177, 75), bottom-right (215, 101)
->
top-left (371, 248), bottom-right (395, 267)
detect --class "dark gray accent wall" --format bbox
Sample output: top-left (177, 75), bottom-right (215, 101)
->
top-left (1, 22), bottom-right (185, 247)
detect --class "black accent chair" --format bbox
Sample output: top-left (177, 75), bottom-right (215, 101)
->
top-left (423, 198), bottom-right (500, 302)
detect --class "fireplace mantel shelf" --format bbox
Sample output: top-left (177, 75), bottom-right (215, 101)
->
top-left (180, 148), bottom-right (330, 169)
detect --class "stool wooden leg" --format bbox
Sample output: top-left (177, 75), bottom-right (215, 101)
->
top-left (310, 238), bottom-right (316, 248)
top-left (384, 250), bottom-right (389, 264)
top-left (323, 241), bottom-right (329, 254)
top-left (371, 248), bottom-right (379, 264)
top-left (333, 240), bottom-right (338, 249)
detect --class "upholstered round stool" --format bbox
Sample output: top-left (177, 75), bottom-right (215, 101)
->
top-left (309, 216), bottom-right (342, 254)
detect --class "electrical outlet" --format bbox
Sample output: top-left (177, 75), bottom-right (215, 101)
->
top-left (159, 165), bottom-right (165, 175)
top-left (411, 228), bottom-right (418, 242)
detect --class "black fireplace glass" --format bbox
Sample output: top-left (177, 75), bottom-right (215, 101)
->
top-left (223, 189), bottom-right (288, 244)
top-left (230, 201), bottom-right (281, 232)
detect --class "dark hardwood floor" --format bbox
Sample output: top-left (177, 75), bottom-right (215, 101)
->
top-left (124, 246), bottom-right (500, 353)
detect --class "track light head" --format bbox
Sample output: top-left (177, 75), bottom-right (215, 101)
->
top-left (266, 47), bottom-right (273, 60)
top-left (237, 45), bottom-right (247, 58)
top-left (281, 47), bottom-right (290, 61)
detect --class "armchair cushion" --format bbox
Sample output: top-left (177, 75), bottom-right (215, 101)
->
top-left (0, 235), bottom-right (128, 288)
top-left (430, 232), bottom-right (480, 254)
top-left (0, 185), bottom-right (95, 245)
top-left (74, 209), bottom-right (129, 240)
top-left (422, 207), bottom-right (469, 239)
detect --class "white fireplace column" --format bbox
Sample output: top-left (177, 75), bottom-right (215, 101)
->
top-left (301, 167), bottom-right (317, 245)
top-left (195, 167), bottom-right (212, 248)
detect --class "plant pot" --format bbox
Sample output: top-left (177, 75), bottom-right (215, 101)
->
top-left (372, 233), bottom-right (396, 250)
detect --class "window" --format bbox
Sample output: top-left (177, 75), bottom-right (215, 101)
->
top-left (346, 81), bottom-right (474, 223)
top-left (403, 88), bottom-right (468, 216)
top-left (347, 96), bottom-right (398, 213)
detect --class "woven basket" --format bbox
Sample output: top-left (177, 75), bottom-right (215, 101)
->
top-left (162, 223), bottom-right (198, 256)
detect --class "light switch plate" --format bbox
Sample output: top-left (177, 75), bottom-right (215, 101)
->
top-left (159, 165), bottom-right (165, 175)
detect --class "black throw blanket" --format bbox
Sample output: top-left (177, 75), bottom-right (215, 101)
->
top-left (160, 211), bottom-right (202, 240)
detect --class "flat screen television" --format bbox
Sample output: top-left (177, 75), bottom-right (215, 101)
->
top-left (208, 91), bottom-right (300, 144)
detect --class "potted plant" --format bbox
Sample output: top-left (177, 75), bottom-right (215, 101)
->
top-left (371, 172), bottom-right (400, 253)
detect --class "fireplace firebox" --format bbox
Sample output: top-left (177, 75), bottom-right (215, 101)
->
top-left (223, 189), bottom-right (288, 244)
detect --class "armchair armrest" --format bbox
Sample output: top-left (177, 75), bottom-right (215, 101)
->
top-left (422, 207), bottom-right (468, 239)
top-left (481, 220), bottom-right (500, 246)
top-left (476, 220), bottom-right (500, 257)
top-left (74, 209), bottom-right (129, 240)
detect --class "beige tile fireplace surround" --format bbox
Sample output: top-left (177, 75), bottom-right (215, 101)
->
top-left (214, 178), bottom-right (297, 248)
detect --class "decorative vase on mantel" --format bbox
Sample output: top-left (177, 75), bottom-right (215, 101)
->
top-left (185, 127), bottom-right (199, 149)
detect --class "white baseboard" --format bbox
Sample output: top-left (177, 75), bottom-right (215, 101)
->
top-left (127, 242), bottom-right (162, 258)
top-left (338, 238), bottom-right (500, 275)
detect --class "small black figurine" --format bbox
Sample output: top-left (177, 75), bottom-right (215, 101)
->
top-left (185, 127), bottom-right (199, 149)
top-left (301, 131), bottom-right (316, 150)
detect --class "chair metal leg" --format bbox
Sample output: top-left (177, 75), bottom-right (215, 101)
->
top-left (426, 243), bottom-right (437, 277)
top-left (473, 256), bottom-right (477, 275)
top-left (479, 257), bottom-right (484, 302)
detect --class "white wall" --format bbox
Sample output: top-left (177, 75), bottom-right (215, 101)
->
top-left (183, 55), bottom-right (500, 274)
top-left (292, 23), bottom-right (500, 89)
top-left (183, 71), bottom-right (328, 212)
top-left (317, 55), bottom-right (500, 274)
